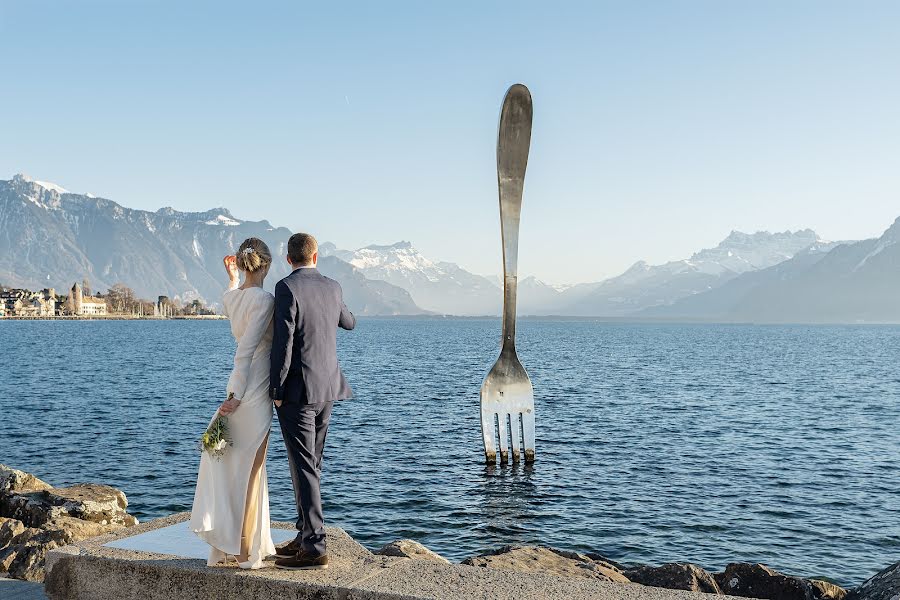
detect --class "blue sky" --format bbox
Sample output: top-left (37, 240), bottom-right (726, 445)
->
top-left (2, 1), bottom-right (899, 284)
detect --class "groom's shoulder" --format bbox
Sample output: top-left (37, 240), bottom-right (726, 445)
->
top-left (275, 272), bottom-right (298, 291)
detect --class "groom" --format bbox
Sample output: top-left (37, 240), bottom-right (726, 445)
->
top-left (269, 232), bottom-right (356, 570)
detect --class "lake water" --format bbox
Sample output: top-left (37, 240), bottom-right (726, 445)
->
top-left (1, 319), bottom-right (898, 585)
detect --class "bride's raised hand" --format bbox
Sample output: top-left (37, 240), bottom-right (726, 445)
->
top-left (223, 255), bottom-right (239, 284)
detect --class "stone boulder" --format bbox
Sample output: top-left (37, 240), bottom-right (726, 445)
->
top-left (846, 561), bottom-right (900, 600)
top-left (0, 516), bottom-right (118, 582)
top-left (0, 517), bottom-right (41, 572)
top-left (462, 545), bottom-right (631, 582)
top-left (626, 562), bottom-right (722, 594)
top-left (1, 484), bottom-right (137, 528)
top-left (0, 516), bottom-right (26, 547)
top-left (585, 551), bottom-right (629, 571)
top-left (376, 539), bottom-right (450, 563)
top-left (0, 466), bottom-right (137, 582)
top-left (44, 515), bottom-right (118, 542)
top-left (7, 528), bottom-right (70, 581)
top-left (714, 563), bottom-right (847, 600)
top-left (0, 490), bottom-right (57, 527)
top-left (44, 484), bottom-right (137, 527)
top-left (0, 544), bottom-right (18, 571)
top-left (0, 465), bottom-right (52, 495)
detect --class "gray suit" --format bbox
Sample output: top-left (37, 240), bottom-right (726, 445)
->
top-left (269, 267), bottom-right (355, 554)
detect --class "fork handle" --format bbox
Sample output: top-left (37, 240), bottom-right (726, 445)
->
top-left (497, 84), bottom-right (533, 351)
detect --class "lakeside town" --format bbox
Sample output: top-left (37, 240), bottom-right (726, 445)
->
top-left (0, 280), bottom-right (222, 319)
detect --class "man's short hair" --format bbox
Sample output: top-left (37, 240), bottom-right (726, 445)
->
top-left (288, 233), bottom-right (318, 265)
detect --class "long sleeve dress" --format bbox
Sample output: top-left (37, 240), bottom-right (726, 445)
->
top-left (190, 286), bottom-right (277, 569)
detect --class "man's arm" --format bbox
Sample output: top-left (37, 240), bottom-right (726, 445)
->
top-left (269, 279), bottom-right (296, 400)
top-left (337, 286), bottom-right (355, 331)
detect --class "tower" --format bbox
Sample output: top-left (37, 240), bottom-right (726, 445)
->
top-left (71, 282), bottom-right (83, 315)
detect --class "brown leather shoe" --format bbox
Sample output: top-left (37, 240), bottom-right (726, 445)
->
top-left (274, 538), bottom-right (303, 559)
top-left (275, 550), bottom-right (329, 570)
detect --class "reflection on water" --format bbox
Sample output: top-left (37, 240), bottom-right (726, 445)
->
top-left (477, 463), bottom-right (538, 543)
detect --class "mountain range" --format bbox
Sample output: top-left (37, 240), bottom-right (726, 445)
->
top-left (325, 241), bottom-right (501, 315)
top-left (1, 174), bottom-right (897, 322)
top-left (560, 229), bottom-right (823, 316)
top-left (0, 175), bottom-right (422, 315)
top-left (641, 219), bottom-right (900, 322)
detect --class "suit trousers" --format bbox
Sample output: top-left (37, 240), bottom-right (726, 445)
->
top-left (275, 395), bottom-right (333, 555)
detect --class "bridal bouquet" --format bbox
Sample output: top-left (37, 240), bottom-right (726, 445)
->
top-left (199, 414), bottom-right (231, 459)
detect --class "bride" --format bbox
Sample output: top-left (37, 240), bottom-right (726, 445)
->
top-left (190, 237), bottom-right (277, 569)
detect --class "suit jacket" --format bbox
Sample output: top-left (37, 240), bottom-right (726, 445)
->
top-left (269, 267), bottom-right (356, 405)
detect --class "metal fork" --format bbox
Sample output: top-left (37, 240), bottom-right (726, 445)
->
top-left (480, 84), bottom-right (535, 465)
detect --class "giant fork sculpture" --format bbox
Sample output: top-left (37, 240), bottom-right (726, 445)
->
top-left (480, 84), bottom-right (535, 464)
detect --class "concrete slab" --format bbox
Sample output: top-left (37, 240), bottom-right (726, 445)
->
top-left (43, 513), bottom-right (747, 600)
top-left (353, 558), bottom-right (741, 600)
top-left (0, 577), bottom-right (49, 600)
top-left (103, 520), bottom-right (297, 559)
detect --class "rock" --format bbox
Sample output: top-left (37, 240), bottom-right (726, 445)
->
top-left (8, 538), bottom-right (64, 582)
top-left (585, 551), bottom-right (629, 572)
top-left (0, 517), bottom-right (113, 582)
top-left (846, 561), bottom-right (900, 600)
top-left (0, 467), bottom-right (137, 582)
top-left (462, 545), bottom-right (631, 582)
top-left (1, 484), bottom-right (137, 528)
top-left (5, 527), bottom-right (70, 582)
top-left (11, 526), bottom-right (44, 545)
top-left (43, 515), bottom-right (118, 543)
top-left (810, 580), bottom-right (850, 600)
top-left (715, 563), bottom-right (847, 600)
top-left (0, 465), bottom-right (52, 495)
top-left (0, 516), bottom-right (26, 547)
top-left (0, 490), bottom-right (60, 527)
top-left (44, 484), bottom-right (136, 527)
top-left (376, 539), bottom-right (450, 563)
top-left (0, 544), bottom-right (18, 571)
top-left (626, 563), bottom-right (722, 594)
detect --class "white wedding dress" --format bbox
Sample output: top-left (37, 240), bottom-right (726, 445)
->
top-left (190, 285), bottom-right (277, 569)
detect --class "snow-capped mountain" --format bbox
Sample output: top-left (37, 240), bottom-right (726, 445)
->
top-left (6, 173), bottom-right (889, 321)
top-left (641, 217), bottom-right (900, 322)
top-left (0, 174), bottom-right (424, 315)
top-left (324, 241), bottom-right (502, 315)
top-left (563, 229), bottom-right (823, 316)
top-left (308, 229), bottom-right (826, 317)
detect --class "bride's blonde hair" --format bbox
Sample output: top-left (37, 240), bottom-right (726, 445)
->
top-left (235, 237), bottom-right (272, 273)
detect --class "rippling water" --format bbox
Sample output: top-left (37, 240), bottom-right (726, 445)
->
top-left (1, 319), bottom-right (899, 585)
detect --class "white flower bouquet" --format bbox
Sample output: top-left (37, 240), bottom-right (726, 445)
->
top-left (199, 414), bottom-right (231, 459)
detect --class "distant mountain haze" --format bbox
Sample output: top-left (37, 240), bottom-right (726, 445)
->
top-left (1, 174), bottom-right (896, 322)
top-left (0, 175), bottom-right (423, 315)
top-left (642, 221), bottom-right (900, 323)
top-left (561, 229), bottom-right (823, 317)
top-left (325, 241), bottom-right (501, 315)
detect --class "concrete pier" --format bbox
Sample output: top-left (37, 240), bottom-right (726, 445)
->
top-left (44, 513), bottom-right (744, 600)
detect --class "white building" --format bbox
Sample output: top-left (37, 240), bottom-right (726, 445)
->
top-left (0, 288), bottom-right (56, 317)
top-left (71, 283), bottom-right (107, 316)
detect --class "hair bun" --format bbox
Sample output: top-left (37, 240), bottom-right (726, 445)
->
top-left (235, 238), bottom-right (272, 273)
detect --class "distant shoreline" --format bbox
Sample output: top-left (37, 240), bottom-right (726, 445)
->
top-left (2, 314), bottom-right (899, 325)
top-left (361, 314), bottom-right (900, 325)
top-left (0, 315), bottom-right (226, 321)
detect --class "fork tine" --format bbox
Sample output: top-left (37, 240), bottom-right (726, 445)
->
top-left (521, 409), bottom-right (536, 463)
top-left (497, 412), bottom-right (510, 464)
top-left (509, 413), bottom-right (521, 462)
top-left (480, 407), bottom-right (497, 464)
